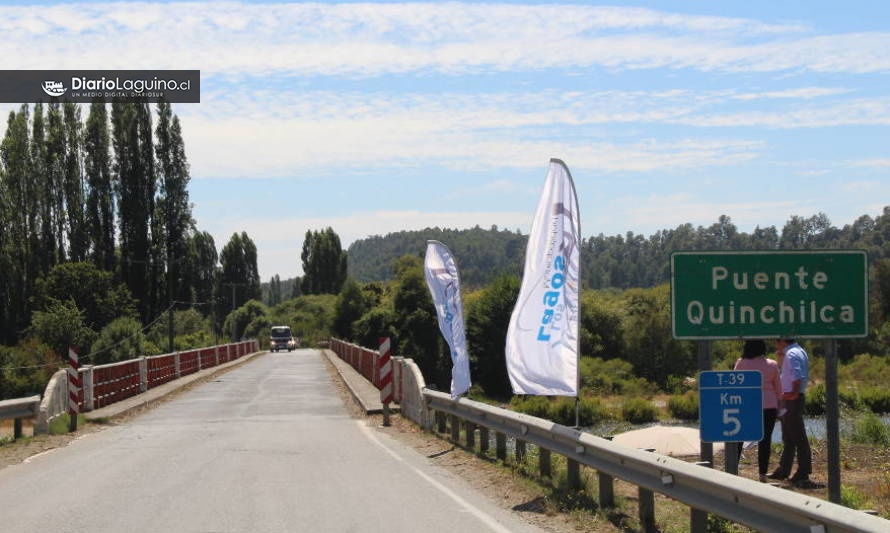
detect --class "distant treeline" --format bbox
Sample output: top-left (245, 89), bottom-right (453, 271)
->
top-left (346, 209), bottom-right (890, 289)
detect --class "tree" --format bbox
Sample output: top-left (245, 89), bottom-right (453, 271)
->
top-left (621, 285), bottom-right (696, 388)
top-left (332, 278), bottom-right (368, 339)
top-left (156, 102), bottom-right (193, 311)
top-left (0, 107), bottom-right (35, 342)
top-left (91, 317), bottom-right (151, 365)
top-left (45, 102), bottom-right (67, 263)
top-left (84, 101), bottom-right (115, 272)
top-left (31, 261), bottom-right (138, 332)
top-left (185, 230), bottom-right (218, 310)
top-left (219, 232), bottom-right (262, 322)
top-left (391, 255), bottom-right (444, 388)
top-left (223, 299), bottom-right (268, 341)
top-left (300, 227), bottom-right (348, 294)
top-left (63, 102), bottom-right (88, 262)
top-left (27, 299), bottom-right (96, 359)
top-left (466, 274), bottom-right (519, 398)
top-left (113, 102), bottom-right (154, 321)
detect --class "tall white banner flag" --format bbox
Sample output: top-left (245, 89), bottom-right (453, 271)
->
top-left (424, 240), bottom-right (472, 398)
top-left (506, 159), bottom-right (580, 396)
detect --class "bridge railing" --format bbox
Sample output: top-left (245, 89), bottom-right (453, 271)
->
top-left (26, 339), bottom-right (259, 435)
top-left (329, 338), bottom-right (889, 533)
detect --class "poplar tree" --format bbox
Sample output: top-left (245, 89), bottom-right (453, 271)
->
top-left (219, 232), bottom-right (262, 316)
top-left (63, 102), bottom-right (88, 262)
top-left (1, 107), bottom-right (35, 340)
top-left (31, 103), bottom-right (56, 274)
top-left (84, 101), bottom-right (115, 272)
top-left (188, 230), bottom-right (218, 310)
top-left (113, 102), bottom-right (156, 321)
top-left (45, 102), bottom-right (67, 263)
top-left (300, 227), bottom-right (347, 295)
top-left (156, 102), bottom-right (193, 307)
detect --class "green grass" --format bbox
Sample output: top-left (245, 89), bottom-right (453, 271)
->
top-left (48, 414), bottom-right (88, 435)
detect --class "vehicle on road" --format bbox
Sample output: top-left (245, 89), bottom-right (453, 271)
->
top-left (269, 326), bottom-right (297, 352)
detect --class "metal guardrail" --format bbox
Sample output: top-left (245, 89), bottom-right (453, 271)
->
top-left (424, 390), bottom-right (890, 533)
top-left (0, 395), bottom-right (41, 440)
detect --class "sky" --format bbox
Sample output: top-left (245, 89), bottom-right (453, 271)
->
top-left (2, 1), bottom-right (889, 280)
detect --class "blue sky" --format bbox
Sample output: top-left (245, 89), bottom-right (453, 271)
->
top-left (2, 1), bottom-right (889, 280)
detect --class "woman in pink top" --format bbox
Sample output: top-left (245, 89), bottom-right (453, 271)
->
top-left (734, 339), bottom-right (783, 481)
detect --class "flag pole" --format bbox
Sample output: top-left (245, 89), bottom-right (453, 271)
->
top-left (552, 157), bottom-right (582, 428)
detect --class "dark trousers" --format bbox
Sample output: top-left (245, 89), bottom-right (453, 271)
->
top-left (777, 396), bottom-right (811, 477)
top-left (732, 408), bottom-right (778, 475)
top-left (757, 408), bottom-right (778, 475)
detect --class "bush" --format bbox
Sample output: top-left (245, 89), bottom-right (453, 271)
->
top-left (668, 390), bottom-right (699, 420)
top-left (860, 387), bottom-right (890, 414)
top-left (510, 396), bottom-right (612, 427)
top-left (841, 485), bottom-right (870, 510)
top-left (850, 413), bottom-right (890, 447)
top-left (90, 317), bottom-right (149, 364)
top-left (579, 357), bottom-right (657, 397)
top-left (0, 340), bottom-right (57, 400)
top-left (805, 383), bottom-right (826, 416)
top-left (621, 397), bottom-right (658, 424)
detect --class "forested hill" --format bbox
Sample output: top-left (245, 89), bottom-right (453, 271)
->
top-left (346, 208), bottom-right (890, 289)
top-left (347, 226), bottom-right (527, 288)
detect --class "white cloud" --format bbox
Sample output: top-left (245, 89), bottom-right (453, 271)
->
top-left (1, 2), bottom-right (886, 76)
top-left (851, 158), bottom-right (890, 168)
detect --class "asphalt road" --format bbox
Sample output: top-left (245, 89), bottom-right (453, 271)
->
top-left (0, 350), bottom-right (545, 533)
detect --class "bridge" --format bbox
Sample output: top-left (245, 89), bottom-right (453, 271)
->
top-left (1, 341), bottom-right (888, 532)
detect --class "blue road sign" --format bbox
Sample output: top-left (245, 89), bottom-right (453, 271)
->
top-left (699, 370), bottom-right (763, 443)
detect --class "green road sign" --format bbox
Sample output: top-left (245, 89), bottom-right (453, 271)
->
top-left (671, 250), bottom-right (868, 339)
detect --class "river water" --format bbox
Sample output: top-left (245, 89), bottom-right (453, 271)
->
top-left (591, 415), bottom-right (890, 443)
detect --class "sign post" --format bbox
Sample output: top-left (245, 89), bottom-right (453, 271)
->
top-left (378, 337), bottom-right (393, 427)
top-left (699, 370), bottom-right (763, 474)
top-left (67, 347), bottom-right (80, 432)
top-left (672, 250), bottom-right (868, 504)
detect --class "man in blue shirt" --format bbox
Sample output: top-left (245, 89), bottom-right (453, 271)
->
top-left (768, 338), bottom-right (812, 486)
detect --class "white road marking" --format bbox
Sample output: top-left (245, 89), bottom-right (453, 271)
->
top-left (356, 421), bottom-right (516, 533)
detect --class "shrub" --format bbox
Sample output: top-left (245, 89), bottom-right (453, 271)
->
top-left (668, 390), bottom-right (699, 420)
top-left (510, 396), bottom-right (612, 427)
top-left (850, 412), bottom-right (890, 447)
top-left (90, 317), bottom-right (149, 364)
top-left (841, 485), bottom-right (870, 510)
top-left (621, 397), bottom-right (658, 424)
top-left (859, 387), bottom-right (890, 414)
top-left (805, 383), bottom-right (826, 416)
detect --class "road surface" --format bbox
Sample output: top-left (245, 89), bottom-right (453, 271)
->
top-left (0, 350), bottom-right (545, 533)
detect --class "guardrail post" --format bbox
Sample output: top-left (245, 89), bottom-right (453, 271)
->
top-left (598, 472), bottom-right (614, 508)
top-left (515, 439), bottom-right (526, 463)
top-left (437, 411), bottom-right (446, 433)
top-left (539, 448), bottom-right (551, 479)
top-left (567, 459), bottom-right (581, 490)
top-left (82, 366), bottom-right (94, 412)
top-left (215, 345), bottom-right (220, 367)
top-left (174, 352), bottom-right (181, 378)
top-left (639, 487), bottom-right (656, 533)
top-left (450, 415), bottom-right (460, 443)
top-left (496, 432), bottom-right (506, 461)
top-left (139, 357), bottom-right (148, 393)
top-left (196, 350), bottom-right (203, 371)
top-left (479, 427), bottom-right (490, 454)
top-left (466, 421), bottom-right (476, 450)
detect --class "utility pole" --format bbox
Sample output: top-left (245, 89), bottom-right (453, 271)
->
top-left (221, 281), bottom-right (244, 341)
